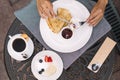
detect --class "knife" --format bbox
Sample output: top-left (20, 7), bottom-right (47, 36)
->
top-left (56, 16), bottom-right (86, 26)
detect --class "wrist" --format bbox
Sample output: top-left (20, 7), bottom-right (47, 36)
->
top-left (98, 0), bottom-right (108, 6)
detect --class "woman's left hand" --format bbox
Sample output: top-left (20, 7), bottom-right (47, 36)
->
top-left (87, 1), bottom-right (108, 26)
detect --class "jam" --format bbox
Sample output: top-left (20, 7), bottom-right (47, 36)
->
top-left (62, 28), bottom-right (73, 39)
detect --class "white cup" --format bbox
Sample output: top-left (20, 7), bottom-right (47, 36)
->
top-left (7, 34), bottom-right (34, 61)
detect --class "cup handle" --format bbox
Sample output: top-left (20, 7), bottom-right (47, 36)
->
top-left (8, 35), bottom-right (12, 39)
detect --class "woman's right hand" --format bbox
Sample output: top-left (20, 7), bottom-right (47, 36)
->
top-left (37, 0), bottom-right (56, 19)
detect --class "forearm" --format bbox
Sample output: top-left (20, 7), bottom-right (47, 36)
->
top-left (37, 0), bottom-right (50, 2)
top-left (98, 0), bottom-right (108, 6)
top-left (87, 0), bottom-right (108, 26)
top-left (37, 0), bottom-right (50, 3)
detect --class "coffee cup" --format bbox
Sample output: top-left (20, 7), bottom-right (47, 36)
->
top-left (7, 34), bottom-right (34, 61)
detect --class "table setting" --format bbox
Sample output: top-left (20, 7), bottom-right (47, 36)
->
top-left (4, 0), bottom-right (118, 80)
top-left (14, 0), bottom-right (111, 69)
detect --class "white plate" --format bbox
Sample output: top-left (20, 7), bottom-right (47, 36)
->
top-left (31, 50), bottom-right (63, 80)
top-left (40, 0), bottom-right (93, 53)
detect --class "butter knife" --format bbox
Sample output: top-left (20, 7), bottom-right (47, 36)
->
top-left (56, 17), bottom-right (86, 26)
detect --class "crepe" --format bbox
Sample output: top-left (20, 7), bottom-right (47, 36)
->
top-left (47, 8), bottom-right (72, 33)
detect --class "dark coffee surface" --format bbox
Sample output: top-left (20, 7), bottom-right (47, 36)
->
top-left (12, 38), bottom-right (26, 52)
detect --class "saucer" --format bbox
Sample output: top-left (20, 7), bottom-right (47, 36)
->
top-left (7, 34), bottom-right (34, 61)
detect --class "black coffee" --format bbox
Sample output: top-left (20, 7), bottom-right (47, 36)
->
top-left (12, 38), bottom-right (26, 52)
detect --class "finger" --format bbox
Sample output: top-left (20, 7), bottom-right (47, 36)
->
top-left (90, 14), bottom-right (103, 26)
top-left (47, 2), bottom-right (56, 17)
top-left (90, 17), bottom-right (102, 26)
top-left (49, 9), bottom-right (56, 17)
top-left (91, 20), bottom-right (99, 27)
top-left (48, 6), bottom-right (56, 17)
top-left (43, 8), bottom-right (52, 18)
top-left (41, 4), bottom-right (53, 18)
top-left (41, 6), bottom-right (51, 18)
top-left (38, 6), bottom-right (46, 18)
top-left (39, 9), bottom-right (48, 19)
top-left (87, 11), bottom-right (96, 22)
top-left (88, 12), bottom-right (98, 22)
top-left (89, 14), bottom-right (102, 24)
top-left (37, 0), bottom-right (42, 13)
top-left (89, 18), bottom-right (100, 26)
top-left (87, 9), bottom-right (101, 22)
top-left (39, 11), bottom-right (46, 18)
top-left (87, 15), bottom-right (97, 26)
top-left (41, 14), bottom-right (47, 19)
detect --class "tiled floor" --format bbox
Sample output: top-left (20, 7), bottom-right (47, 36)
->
top-left (0, 0), bottom-right (120, 80)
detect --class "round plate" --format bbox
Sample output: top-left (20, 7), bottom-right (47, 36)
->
top-left (40, 0), bottom-right (93, 53)
top-left (31, 50), bottom-right (63, 80)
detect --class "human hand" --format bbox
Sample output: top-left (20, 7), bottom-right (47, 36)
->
top-left (37, 0), bottom-right (56, 19)
top-left (87, 1), bottom-right (108, 26)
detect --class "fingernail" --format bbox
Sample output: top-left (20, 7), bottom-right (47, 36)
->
top-left (93, 24), bottom-right (96, 27)
top-left (89, 23), bottom-right (93, 26)
top-left (44, 16), bottom-right (48, 19)
top-left (86, 18), bottom-right (89, 22)
top-left (87, 19), bottom-right (90, 23)
top-left (52, 14), bottom-right (56, 18)
top-left (45, 16), bottom-right (48, 19)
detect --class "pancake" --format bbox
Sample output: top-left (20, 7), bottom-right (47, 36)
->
top-left (47, 8), bottom-right (72, 33)
top-left (57, 8), bottom-right (72, 27)
top-left (47, 17), bottom-right (65, 33)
